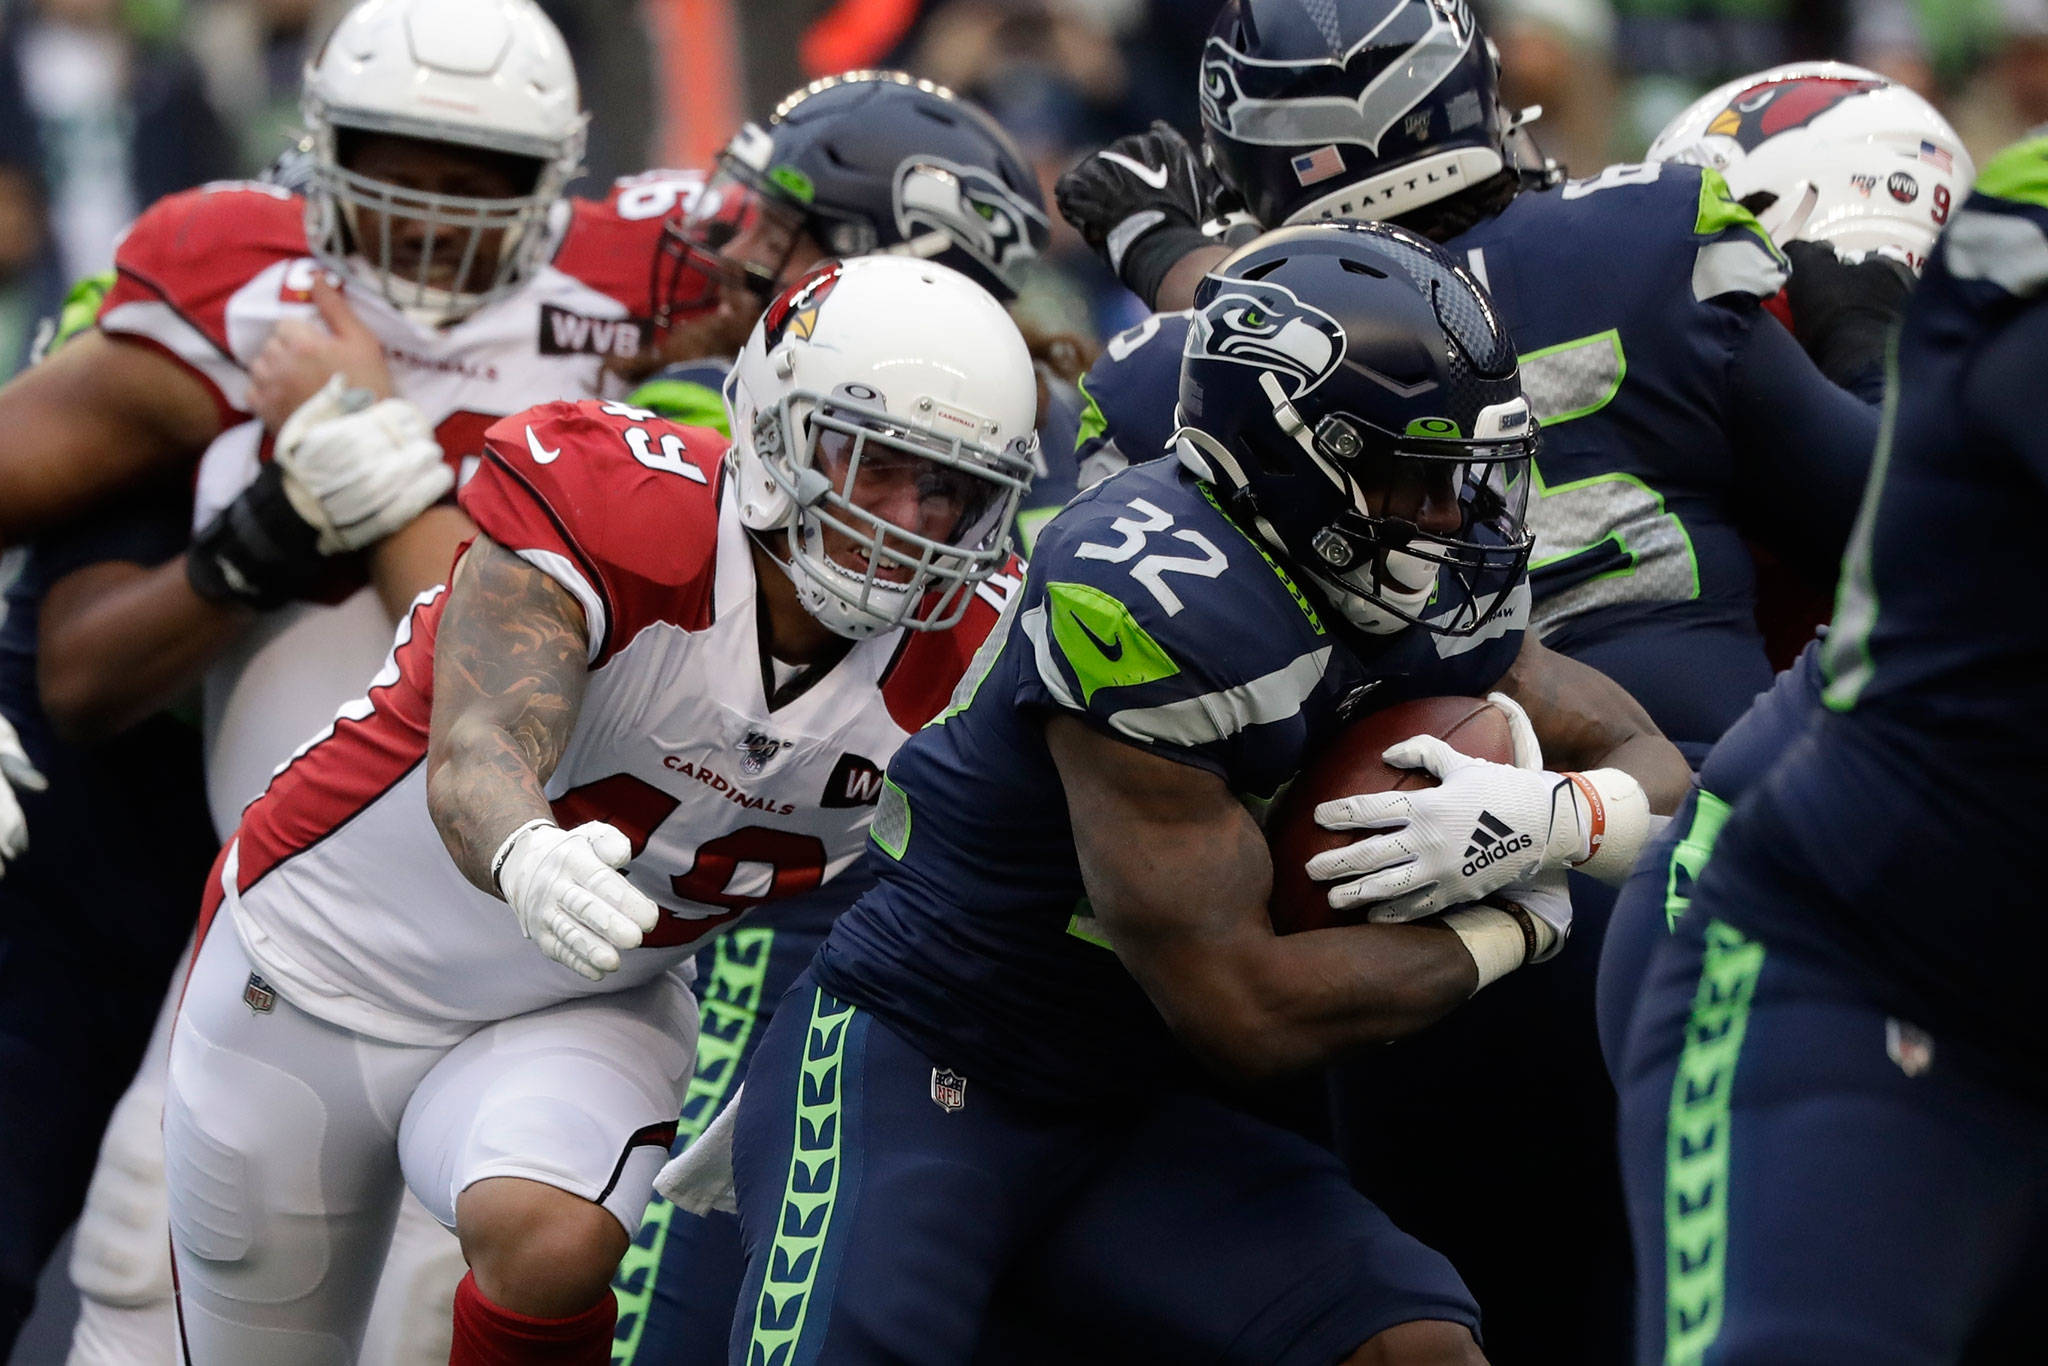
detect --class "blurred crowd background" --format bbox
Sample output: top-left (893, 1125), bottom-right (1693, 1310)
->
top-left (4, 0), bottom-right (2046, 375)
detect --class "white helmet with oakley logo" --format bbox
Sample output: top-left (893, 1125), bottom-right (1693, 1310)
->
top-left (302, 0), bottom-right (588, 324)
top-left (1649, 61), bottom-right (1974, 272)
top-left (723, 255), bottom-right (1040, 640)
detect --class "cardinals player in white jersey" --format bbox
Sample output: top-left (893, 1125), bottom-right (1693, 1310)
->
top-left (0, 1), bottom-right (691, 1359)
top-left (161, 253), bottom-right (1035, 1362)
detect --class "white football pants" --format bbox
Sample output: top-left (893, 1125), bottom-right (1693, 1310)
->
top-left (162, 914), bottom-right (694, 1363)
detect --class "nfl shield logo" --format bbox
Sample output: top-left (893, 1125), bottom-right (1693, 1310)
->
top-left (737, 730), bottom-right (788, 776)
top-left (930, 1067), bottom-right (967, 1114)
top-left (243, 973), bottom-right (276, 1014)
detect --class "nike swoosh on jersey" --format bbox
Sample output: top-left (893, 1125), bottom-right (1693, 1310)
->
top-left (1069, 611), bottom-right (1126, 663)
top-left (1099, 151), bottom-right (1171, 191)
top-left (525, 425), bottom-right (561, 464)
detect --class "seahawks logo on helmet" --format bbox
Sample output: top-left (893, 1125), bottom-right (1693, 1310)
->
top-left (1199, 0), bottom-right (1478, 153)
top-left (893, 156), bottom-right (1049, 294)
top-left (1185, 279), bottom-right (1347, 397)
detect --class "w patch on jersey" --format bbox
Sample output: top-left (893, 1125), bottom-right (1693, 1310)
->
top-left (821, 752), bottom-right (886, 808)
top-left (1046, 581), bottom-right (1179, 704)
top-left (538, 304), bottom-right (648, 359)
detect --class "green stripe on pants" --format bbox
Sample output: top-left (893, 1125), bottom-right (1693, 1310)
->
top-left (1665, 918), bottom-right (1764, 1366)
top-left (613, 926), bottom-right (776, 1363)
top-left (748, 988), bottom-right (854, 1364)
top-left (1664, 790), bottom-right (1732, 932)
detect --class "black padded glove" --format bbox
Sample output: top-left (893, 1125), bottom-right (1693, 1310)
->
top-left (186, 461), bottom-right (327, 609)
top-left (1057, 121), bottom-right (1216, 306)
top-left (1780, 239), bottom-right (1915, 390)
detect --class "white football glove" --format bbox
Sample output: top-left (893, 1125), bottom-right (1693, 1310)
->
top-left (273, 374), bottom-right (454, 554)
top-left (0, 713), bottom-right (47, 875)
top-left (492, 820), bottom-right (661, 981)
top-left (1489, 690), bottom-right (1542, 772)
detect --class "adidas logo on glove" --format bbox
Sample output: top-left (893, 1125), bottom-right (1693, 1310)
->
top-left (1462, 810), bottom-right (1532, 878)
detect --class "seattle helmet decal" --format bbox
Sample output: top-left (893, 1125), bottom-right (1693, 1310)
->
top-left (1184, 279), bottom-right (1347, 398)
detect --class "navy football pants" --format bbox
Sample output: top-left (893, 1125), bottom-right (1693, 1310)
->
top-left (1617, 906), bottom-right (2048, 1365)
top-left (730, 976), bottom-right (1479, 1366)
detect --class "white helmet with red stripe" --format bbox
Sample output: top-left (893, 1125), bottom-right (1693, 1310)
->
top-left (302, 0), bottom-right (588, 323)
top-left (1648, 61), bottom-right (1973, 272)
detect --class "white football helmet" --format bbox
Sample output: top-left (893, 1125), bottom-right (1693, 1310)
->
top-left (302, 0), bottom-right (588, 324)
top-left (723, 255), bottom-right (1039, 640)
top-left (1648, 61), bottom-right (1974, 272)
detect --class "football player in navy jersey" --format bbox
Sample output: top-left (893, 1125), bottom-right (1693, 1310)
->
top-left (1052, 3), bottom-right (1904, 1351)
top-left (600, 73), bottom-right (1093, 1366)
top-left (1616, 133), bottom-right (2048, 1366)
top-left (723, 222), bottom-right (1689, 1365)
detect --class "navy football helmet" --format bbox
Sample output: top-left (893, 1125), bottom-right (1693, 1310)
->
top-left (1174, 221), bottom-right (1535, 636)
top-left (656, 72), bottom-right (1050, 328)
top-left (1199, 0), bottom-right (1519, 229)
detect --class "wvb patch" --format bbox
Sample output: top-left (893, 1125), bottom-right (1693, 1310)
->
top-left (538, 304), bottom-right (648, 359)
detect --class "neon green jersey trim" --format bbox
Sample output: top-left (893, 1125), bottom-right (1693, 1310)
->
top-left (1045, 580), bottom-right (1181, 704)
top-left (1695, 167), bottom-right (1785, 263)
top-left (1663, 790), bottom-right (1731, 932)
top-left (1525, 463), bottom-right (1701, 600)
top-left (1075, 374), bottom-right (1108, 449)
top-left (627, 378), bottom-right (731, 437)
top-left (1195, 481), bottom-right (1325, 633)
top-left (1971, 136), bottom-right (2048, 212)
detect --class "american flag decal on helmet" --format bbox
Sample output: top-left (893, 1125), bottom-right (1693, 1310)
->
top-left (1291, 145), bottom-right (1345, 186)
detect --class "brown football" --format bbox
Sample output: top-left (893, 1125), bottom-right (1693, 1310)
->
top-left (1267, 695), bottom-right (1516, 934)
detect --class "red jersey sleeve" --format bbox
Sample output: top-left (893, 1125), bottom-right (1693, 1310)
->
top-left (97, 182), bottom-right (308, 421)
top-left (461, 398), bottom-right (728, 668)
top-left (550, 170), bottom-right (702, 317)
top-left (880, 556), bottom-right (1027, 731)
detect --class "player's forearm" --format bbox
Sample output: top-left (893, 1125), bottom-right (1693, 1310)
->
top-left (1153, 924), bottom-right (1479, 1082)
top-left (423, 538), bottom-right (590, 894)
top-left (1152, 244), bottom-right (1232, 312)
top-left (368, 505), bottom-right (474, 621)
top-left (37, 558), bottom-right (251, 742)
top-left (428, 713), bottom-right (559, 893)
top-left (1499, 639), bottom-right (1691, 816)
top-left (0, 333), bottom-right (222, 549)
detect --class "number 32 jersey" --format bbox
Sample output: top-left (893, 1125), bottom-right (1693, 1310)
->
top-left (222, 399), bottom-right (1015, 1046)
top-left (815, 457), bottom-right (1527, 1101)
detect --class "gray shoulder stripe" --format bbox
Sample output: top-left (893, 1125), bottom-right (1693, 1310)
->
top-left (1943, 208), bottom-right (2048, 298)
top-left (1108, 646), bottom-right (1333, 748)
top-left (1692, 239), bottom-right (1789, 303)
top-left (1021, 604), bottom-right (1080, 711)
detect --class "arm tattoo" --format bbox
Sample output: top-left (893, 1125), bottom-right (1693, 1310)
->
top-left (425, 535), bottom-right (591, 894)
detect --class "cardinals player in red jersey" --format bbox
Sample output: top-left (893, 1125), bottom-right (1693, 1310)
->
top-left (162, 253), bottom-right (1037, 1363)
top-left (0, 1), bottom-right (699, 1359)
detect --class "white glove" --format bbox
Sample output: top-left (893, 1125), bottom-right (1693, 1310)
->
top-left (0, 713), bottom-right (47, 874)
top-left (273, 373), bottom-right (454, 553)
top-left (492, 820), bottom-right (661, 981)
top-left (1307, 737), bottom-right (1589, 921)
